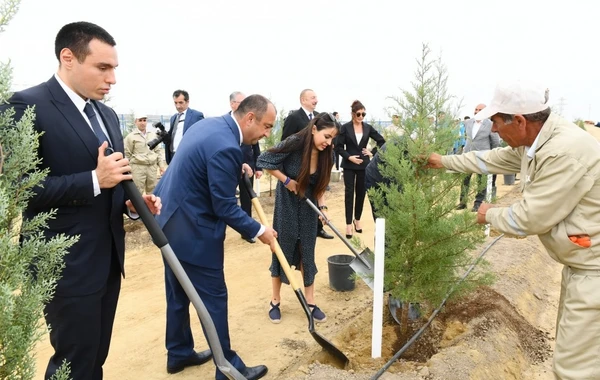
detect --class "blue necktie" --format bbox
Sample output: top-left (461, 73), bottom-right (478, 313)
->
top-left (84, 102), bottom-right (111, 147)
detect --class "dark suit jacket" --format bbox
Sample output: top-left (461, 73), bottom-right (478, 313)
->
top-left (164, 108), bottom-right (204, 164)
top-left (241, 143), bottom-right (261, 171)
top-left (154, 114), bottom-right (261, 268)
top-left (335, 121), bottom-right (385, 171)
top-left (1, 76), bottom-right (127, 297)
top-left (281, 108), bottom-right (318, 141)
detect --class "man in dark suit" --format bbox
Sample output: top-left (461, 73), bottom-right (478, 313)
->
top-left (0, 22), bottom-right (161, 379)
top-left (163, 89), bottom-right (204, 164)
top-left (230, 91), bottom-right (263, 243)
top-left (281, 89), bottom-right (333, 239)
top-left (154, 95), bottom-right (277, 380)
top-left (459, 103), bottom-right (500, 211)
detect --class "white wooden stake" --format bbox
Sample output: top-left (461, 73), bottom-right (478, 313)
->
top-left (372, 218), bottom-right (385, 358)
top-left (485, 174), bottom-right (492, 236)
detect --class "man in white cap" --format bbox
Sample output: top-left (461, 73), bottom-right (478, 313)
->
top-left (124, 112), bottom-right (167, 194)
top-left (427, 81), bottom-right (600, 379)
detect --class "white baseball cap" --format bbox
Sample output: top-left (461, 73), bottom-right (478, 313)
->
top-left (475, 81), bottom-right (550, 121)
top-left (134, 112), bottom-right (148, 120)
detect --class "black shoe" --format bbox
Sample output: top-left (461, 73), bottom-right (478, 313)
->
top-left (243, 365), bottom-right (268, 380)
top-left (471, 203), bottom-right (481, 212)
top-left (167, 350), bottom-right (212, 374)
top-left (353, 220), bottom-right (363, 233)
top-left (456, 204), bottom-right (467, 210)
top-left (242, 235), bottom-right (256, 244)
top-left (317, 229), bottom-right (334, 239)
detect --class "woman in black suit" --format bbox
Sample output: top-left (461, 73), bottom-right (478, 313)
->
top-left (335, 100), bottom-right (385, 237)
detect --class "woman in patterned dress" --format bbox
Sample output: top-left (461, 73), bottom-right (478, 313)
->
top-left (257, 113), bottom-right (340, 324)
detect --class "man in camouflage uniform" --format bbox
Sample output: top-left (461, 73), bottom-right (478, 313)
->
top-left (125, 113), bottom-right (167, 194)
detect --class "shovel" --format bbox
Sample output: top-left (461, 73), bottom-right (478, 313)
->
top-left (304, 198), bottom-right (375, 290)
top-left (305, 198), bottom-right (404, 324)
top-left (122, 180), bottom-right (246, 380)
top-left (242, 174), bottom-right (349, 367)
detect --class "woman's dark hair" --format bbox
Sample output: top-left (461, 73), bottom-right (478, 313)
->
top-left (269, 113), bottom-right (340, 199)
top-left (351, 100), bottom-right (365, 114)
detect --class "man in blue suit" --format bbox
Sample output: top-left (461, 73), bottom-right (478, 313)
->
top-left (154, 94), bottom-right (278, 380)
top-left (0, 22), bottom-right (161, 379)
top-left (163, 89), bottom-right (204, 164)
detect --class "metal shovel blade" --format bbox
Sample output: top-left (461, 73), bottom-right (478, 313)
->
top-left (304, 198), bottom-right (375, 289)
top-left (349, 249), bottom-right (375, 289)
top-left (388, 294), bottom-right (402, 325)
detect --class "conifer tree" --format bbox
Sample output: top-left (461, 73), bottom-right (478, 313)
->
top-left (370, 43), bottom-right (493, 333)
top-left (0, 2), bottom-right (74, 378)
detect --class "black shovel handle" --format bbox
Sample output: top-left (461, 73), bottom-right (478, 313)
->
top-left (122, 180), bottom-right (168, 247)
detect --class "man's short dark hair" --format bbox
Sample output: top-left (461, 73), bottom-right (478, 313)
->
top-left (464, 116), bottom-right (471, 120)
top-left (55, 22), bottom-right (116, 63)
top-left (173, 90), bottom-right (190, 101)
top-left (332, 111), bottom-right (339, 117)
top-left (234, 95), bottom-right (276, 120)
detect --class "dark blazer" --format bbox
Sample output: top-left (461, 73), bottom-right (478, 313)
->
top-left (281, 107), bottom-right (318, 141)
top-left (335, 121), bottom-right (386, 171)
top-left (2, 76), bottom-right (127, 297)
top-left (155, 114), bottom-right (261, 268)
top-left (164, 108), bottom-right (204, 164)
top-left (241, 143), bottom-right (261, 171)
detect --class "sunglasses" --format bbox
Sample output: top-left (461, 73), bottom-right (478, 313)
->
top-left (354, 112), bottom-right (366, 117)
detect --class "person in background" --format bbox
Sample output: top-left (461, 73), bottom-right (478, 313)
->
top-left (332, 111), bottom-right (341, 171)
top-left (258, 113), bottom-right (340, 324)
top-left (164, 89), bottom-right (204, 164)
top-left (335, 100), bottom-right (385, 238)
top-left (453, 116), bottom-right (468, 154)
top-left (458, 103), bottom-right (499, 211)
top-left (125, 112), bottom-right (167, 194)
top-left (280, 89), bottom-right (333, 239)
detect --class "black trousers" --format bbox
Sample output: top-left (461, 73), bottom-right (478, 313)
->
top-left (44, 258), bottom-right (121, 380)
top-left (343, 169), bottom-right (366, 225)
top-left (460, 173), bottom-right (486, 207)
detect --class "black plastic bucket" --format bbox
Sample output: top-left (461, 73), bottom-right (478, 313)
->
top-left (503, 174), bottom-right (515, 185)
top-left (327, 254), bottom-right (355, 291)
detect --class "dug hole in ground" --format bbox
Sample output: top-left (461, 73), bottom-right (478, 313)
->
top-left (35, 125), bottom-right (600, 379)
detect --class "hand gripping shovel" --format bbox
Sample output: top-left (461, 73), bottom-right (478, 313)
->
top-left (122, 180), bottom-right (247, 380)
top-left (304, 198), bottom-right (375, 290)
top-left (241, 174), bottom-right (349, 367)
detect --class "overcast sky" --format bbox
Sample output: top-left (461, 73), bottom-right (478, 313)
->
top-left (1, 0), bottom-right (599, 122)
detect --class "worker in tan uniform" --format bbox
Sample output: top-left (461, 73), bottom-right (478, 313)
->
top-left (125, 112), bottom-right (167, 194)
top-left (427, 81), bottom-right (600, 380)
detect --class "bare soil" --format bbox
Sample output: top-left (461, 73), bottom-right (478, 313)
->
top-left (36, 157), bottom-right (585, 379)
